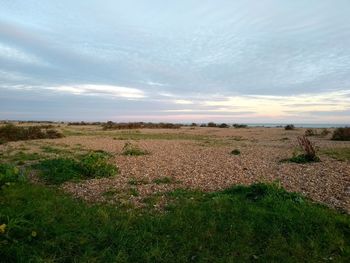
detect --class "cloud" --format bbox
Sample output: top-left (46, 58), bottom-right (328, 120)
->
top-left (173, 99), bottom-right (194, 105)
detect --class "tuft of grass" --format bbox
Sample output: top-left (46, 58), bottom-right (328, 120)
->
top-left (152, 176), bottom-right (175, 184)
top-left (230, 149), bottom-right (241, 155)
top-left (322, 148), bottom-right (350, 161)
top-left (122, 142), bottom-right (148, 156)
top-left (33, 152), bottom-right (118, 184)
top-left (128, 178), bottom-right (148, 185)
top-left (0, 183), bottom-right (349, 262)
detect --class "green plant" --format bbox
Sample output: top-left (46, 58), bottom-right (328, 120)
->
top-left (122, 142), bottom-right (148, 156)
top-left (79, 152), bottom-right (117, 178)
top-left (0, 163), bottom-right (25, 187)
top-left (288, 136), bottom-right (320, 163)
top-left (230, 149), bottom-right (241, 155)
top-left (332, 127), bottom-right (350, 141)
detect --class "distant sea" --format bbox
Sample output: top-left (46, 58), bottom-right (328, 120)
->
top-left (242, 123), bottom-right (349, 128)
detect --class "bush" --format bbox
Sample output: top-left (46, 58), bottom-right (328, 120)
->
top-left (207, 122), bottom-right (217, 127)
top-left (284, 124), bottom-right (295, 130)
top-left (232, 124), bottom-right (248, 128)
top-left (332, 127), bottom-right (350, 141)
top-left (0, 124), bottom-right (63, 142)
top-left (218, 123), bottom-right (229, 128)
top-left (305, 129), bottom-right (316, 136)
top-left (122, 142), bottom-right (148, 156)
top-left (0, 163), bottom-right (24, 187)
top-left (102, 121), bottom-right (181, 130)
top-left (230, 149), bottom-right (241, 155)
top-left (320, 128), bottom-right (331, 137)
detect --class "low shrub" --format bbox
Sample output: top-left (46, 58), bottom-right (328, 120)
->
top-left (320, 128), bottom-right (331, 137)
top-left (230, 149), bottom-right (241, 155)
top-left (0, 124), bottom-right (63, 143)
top-left (218, 123), bottom-right (229, 128)
top-left (305, 129), bottom-right (316, 136)
top-left (122, 142), bottom-right (148, 156)
top-left (284, 124), bottom-right (295, 130)
top-left (232, 124), bottom-right (248, 128)
top-left (0, 163), bottom-right (24, 187)
top-left (331, 127), bottom-right (350, 141)
top-left (102, 121), bottom-right (181, 130)
top-left (207, 122), bottom-right (217, 127)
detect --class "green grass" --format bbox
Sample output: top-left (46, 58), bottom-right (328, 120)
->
top-left (322, 148), bottom-right (350, 161)
top-left (3, 151), bottom-right (43, 164)
top-left (40, 145), bottom-right (72, 155)
top-left (33, 152), bottom-right (118, 184)
top-left (152, 176), bottom-right (176, 184)
top-left (0, 182), bottom-right (349, 262)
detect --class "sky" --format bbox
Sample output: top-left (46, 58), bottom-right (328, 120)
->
top-left (0, 0), bottom-right (350, 123)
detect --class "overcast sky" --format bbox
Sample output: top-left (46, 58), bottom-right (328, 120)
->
top-left (0, 0), bottom-right (349, 123)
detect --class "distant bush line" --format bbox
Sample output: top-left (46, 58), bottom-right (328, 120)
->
top-left (0, 124), bottom-right (63, 143)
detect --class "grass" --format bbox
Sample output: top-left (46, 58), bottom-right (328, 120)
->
top-left (33, 152), bottom-right (118, 184)
top-left (122, 142), bottom-right (149, 156)
top-left (40, 145), bottom-right (72, 155)
top-left (2, 151), bottom-right (43, 164)
top-left (0, 182), bottom-right (349, 262)
top-left (322, 148), bottom-right (350, 161)
top-left (152, 176), bottom-right (176, 184)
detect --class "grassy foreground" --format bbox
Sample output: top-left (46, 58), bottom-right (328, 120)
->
top-left (0, 183), bottom-right (349, 262)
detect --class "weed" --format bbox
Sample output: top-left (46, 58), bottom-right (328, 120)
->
top-left (122, 142), bottom-right (148, 156)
